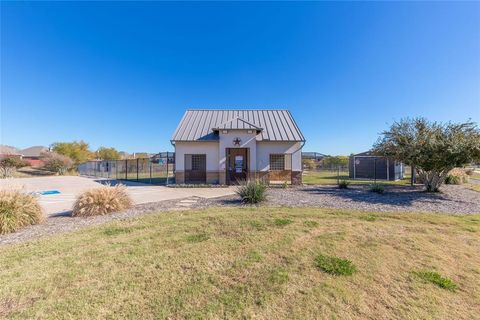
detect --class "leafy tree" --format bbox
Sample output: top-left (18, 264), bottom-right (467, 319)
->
top-left (42, 152), bottom-right (73, 175)
top-left (302, 159), bottom-right (317, 170)
top-left (321, 156), bottom-right (349, 168)
top-left (51, 141), bottom-right (93, 165)
top-left (97, 147), bottom-right (121, 160)
top-left (373, 118), bottom-right (480, 192)
top-left (133, 152), bottom-right (149, 159)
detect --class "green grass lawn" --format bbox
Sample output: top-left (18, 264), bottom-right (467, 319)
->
top-left (303, 170), bottom-right (411, 185)
top-left (466, 184), bottom-right (480, 192)
top-left (1, 207), bottom-right (479, 319)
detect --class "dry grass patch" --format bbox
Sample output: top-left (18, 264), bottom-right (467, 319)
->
top-left (0, 208), bottom-right (479, 319)
top-left (0, 189), bottom-right (43, 234)
top-left (72, 184), bottom-right (132, 217)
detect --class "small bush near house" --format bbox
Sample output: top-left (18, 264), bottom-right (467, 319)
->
top-left (445, 168), bottom-right (469, 185)
top-left (236, 181), bottom-right (267, 204)
top-left (369, 184), bottom-right (385, 194)
top-left (42, 152), bottom-right (73, 175)
top-left (338, 179), bottom-right (350, 189)
top-left (72, 184), bottom-right (132, 217)
top-left (315, 254), bottom-right (356, 276)
top-left (0, 189), bottom-right (43, 234)
top-left (413, 271), bottom-right (457, 291)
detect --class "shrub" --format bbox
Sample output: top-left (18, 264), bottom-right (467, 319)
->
top-left (282, 181), bottom-right (289, 189)
top-left (338, 180), bottom-right (350, 189)
top-left (42, 152), bottom-right (73, 175)
top-left (72, 184), bottom-right (133, 217)
top-left (315, 254), bottom-right (356, 276)
top-left (445, 168), bottom-right (469, 185)
top-left (236, 181), bottom-right (267, 204)
top-left (0, 156), bottom-right (28, 178)
top-left (369, 184), bottom-right (385, 194)
top-left (0, 189), bottom-right (43, 234)
top-left (413, 271), bottom-right (457, 291)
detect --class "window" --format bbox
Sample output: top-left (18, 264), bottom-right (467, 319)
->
top-left (191, 154), bottom-right (206, 171)
top-left (185, 154), bottom-right (206, 171)
top-left (270, 154), bottom-right (285, 171)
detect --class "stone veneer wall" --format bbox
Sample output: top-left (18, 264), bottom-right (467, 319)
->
top-left (176, 170), bottom-right (302, 185)
top-left (291, 171), bottom-right (302, 185)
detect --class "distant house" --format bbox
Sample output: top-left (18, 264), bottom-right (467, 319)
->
top-left (171, 109), bottom-right (305, 185)
top-left (349, 151), bottom-right (404, 181)
top-left (19, 146), bottom-right (49, 167)
top-left (0, 145), bottom-right (21, 159)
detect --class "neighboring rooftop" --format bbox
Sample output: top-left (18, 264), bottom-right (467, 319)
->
top-left (20, 146), bottom-right (49, 157)
top-left (172, 109), bottom-right (305, 142)
top-left (0, 145), bottom-right (20, 155)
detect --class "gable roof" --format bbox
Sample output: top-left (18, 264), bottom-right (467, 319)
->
top-left (172, 109), bottom-right (305, 142)
top-left (20, 146), bottom-right (49, 157)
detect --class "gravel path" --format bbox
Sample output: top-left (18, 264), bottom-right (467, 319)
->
top-left (1, 184), bottom-right (478, 246)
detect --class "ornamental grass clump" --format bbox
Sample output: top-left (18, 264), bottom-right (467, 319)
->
top-left (72, 184), bottom-right (133, 217)
top-left (445, 168), bottom-right (469, 185)
top-left (0, 189), bottom-right (43, 234)
top-left (369, 184), bottom-right (385, 194)
top-left (338, 180), bottom-right (350, 189)
top-left (236, 181), bottom-right (267, 204)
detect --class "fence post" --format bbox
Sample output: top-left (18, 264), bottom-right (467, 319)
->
top-left (337, 165), bottom-right (340, 185)
top-left (136, 158), bottom-right (139, 182)
top-left (125, 159), bottom-right (127, 180)
top-left (166, 152), bottom-right (169, 186)
top-left (374, 158), bottom-right (377, 183)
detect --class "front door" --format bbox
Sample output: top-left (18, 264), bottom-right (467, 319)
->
top-left (226, 148), bottom-right (248, 184)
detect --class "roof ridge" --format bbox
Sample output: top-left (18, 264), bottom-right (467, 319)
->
top-left (213, 116), bottom-right (263, 130)
top-left (186, 108), bottom-right (290, 111)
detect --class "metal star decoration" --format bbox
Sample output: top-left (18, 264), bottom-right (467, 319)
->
top-left (233, 137), bottom-right (241, 146)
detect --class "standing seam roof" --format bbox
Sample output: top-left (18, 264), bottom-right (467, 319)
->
top-left (171, 110), bottom-right (305, 142)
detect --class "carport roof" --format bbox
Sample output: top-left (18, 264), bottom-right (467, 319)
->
top-left (171, 109), bottom-right (305, 142)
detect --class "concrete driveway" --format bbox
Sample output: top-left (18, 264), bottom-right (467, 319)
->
top-left (0, 176), bottom-right (236, 215)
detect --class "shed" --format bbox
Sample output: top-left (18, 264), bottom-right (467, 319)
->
top-left (349, 151), bottom-right (404, 181)
top-left (171, 109), bottom-right (305, 185)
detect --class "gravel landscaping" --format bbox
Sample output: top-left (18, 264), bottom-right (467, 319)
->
top-left (1, 184), bottom-right (478, 246)
top-left (210, 184), bottom-right (480, 215)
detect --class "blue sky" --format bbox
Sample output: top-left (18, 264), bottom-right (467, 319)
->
top-left (1, 1), bottom-right (479, 155)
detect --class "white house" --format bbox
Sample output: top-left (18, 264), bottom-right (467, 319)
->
top-left (171, 109), bottom-right (306, 185)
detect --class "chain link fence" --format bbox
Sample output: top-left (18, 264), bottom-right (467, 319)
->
top-left (78, 152), bottom-right (175, 185)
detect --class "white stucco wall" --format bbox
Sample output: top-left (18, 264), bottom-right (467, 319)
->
top-left (256, 141), bottom-right (303, 171)
top-left (174, 141), bottom-right (219, 171)
top-left (174, 135), bottom-right (303, 173)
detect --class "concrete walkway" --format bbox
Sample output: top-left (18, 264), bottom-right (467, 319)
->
top-left (0, 176), bottom-right (236, 215)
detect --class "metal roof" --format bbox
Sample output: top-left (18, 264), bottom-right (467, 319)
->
top-left (171, 110), bottom-right (305, 142)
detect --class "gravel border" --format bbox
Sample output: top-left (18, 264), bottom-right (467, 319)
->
top-left (207, 184), bottom-right (480, 214)
top-left (1, 184), bottom-right (478, 246)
